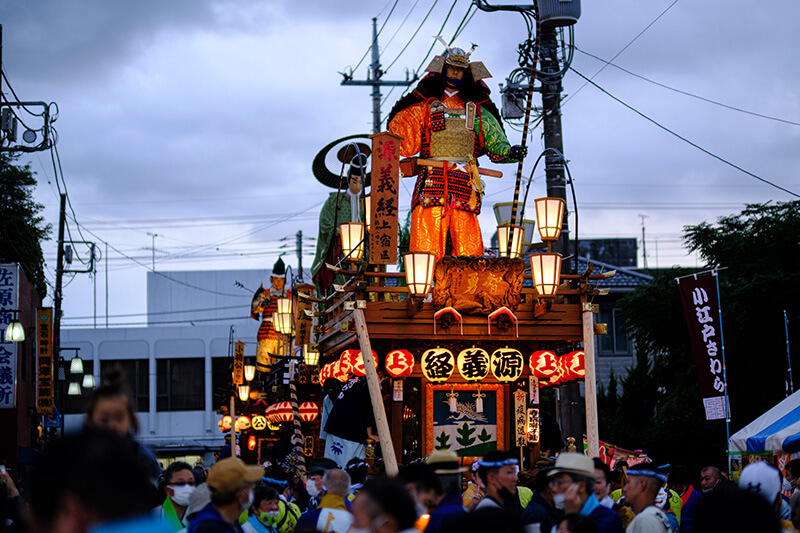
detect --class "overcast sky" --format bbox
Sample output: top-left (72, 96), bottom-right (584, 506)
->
top-left (1, 0), bottom-right (798, 327)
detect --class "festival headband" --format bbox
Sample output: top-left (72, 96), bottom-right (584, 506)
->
top-left (477, 458), bottom-right (519, 468)
top-left (347, 461), bottom-right (369, 470)
top-left (626, 470), bottom-right (668, 483)
top-left (262, 476), bottom-right (288, 488)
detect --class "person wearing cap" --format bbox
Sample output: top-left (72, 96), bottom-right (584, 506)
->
top-left (739, 460), bottom-right (795, 533)
top-left (623, 465), bottom-right (674, 533)
top-left (423, 450), bottom-right (469, 533)
top-left (474, 450), bottom-right (522, 521)
top-left (547, 453), bottom-right (622, 533)
top-left (311, 141), bottom-right (370, 297)
top-left (387, 38), bottom-right (526, 264)
top-left (187, 457), bottom-right (264, 533)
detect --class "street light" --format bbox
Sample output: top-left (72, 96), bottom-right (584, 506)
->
top-left (69, 355), bottom-right (84, 374)
top-left (535, 197), bottom-right (566, 243)
top-left (238, 384), bottom-right (250, 402)
top-left (3, 310), bottom-right (25, 342)
top-left (404, 252), bottom-right (436, 297)
top-left (67, 382), bottom-right (81, 396)
top-left (530, 251), bottom-right (563, 297)
top-left (304, 344), bottom-right (320, 367)
top-left (340, 222), bottom-right (365, 262)
top-left (82, 374), bottom-right (96, 388)
top-left (497, 224), bottom-right (525, 259)
top-left (243, 364), bottom-right (256, 382)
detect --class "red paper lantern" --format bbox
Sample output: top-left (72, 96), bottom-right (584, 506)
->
top-left (561, 351), bottom-right (585, 381)
top-left (274, 401), bottom-right (294, 422)
top-left (265, 403), bottom-right (278, 423)
top-left (338, 350), bottom-right (355, 377)
top-left (298, 401), bottom-right (318, 422)
top-left (530, 351), bottom-right (559, 383)
top-left (341, 348), bottom-right (373, 377)
top-left (331, 360), bottom-right (349, 382)
top-left (385, 349), bottom-right (415, 378)
top-left (218, 415), bottom-right (232, 432)
top-left (235, 415), bottom-right (251, 431)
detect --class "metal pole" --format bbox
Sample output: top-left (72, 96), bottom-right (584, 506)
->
top-left (786, 310), bottom-right (794, 396)
top-left (353, 309), bottom-right (398, 475)
top-left (370, 18), bottom-right (382, 134)
top-left (54, 194), bottom-right (66, 435)
top-left (713, 271), bottom-right (732, 474)
top-left (582, 301), bottom-right (599, 457)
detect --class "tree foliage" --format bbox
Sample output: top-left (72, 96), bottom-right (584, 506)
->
top-left (0, 154), bottom-right (51, 297)
top-left (598, 200), bottom-right (800, 470)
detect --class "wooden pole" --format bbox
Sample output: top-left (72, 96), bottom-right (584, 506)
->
top-left (582, 302), bottom-right (599, 458)
top-left (353, 309), bottom-right (399, 476)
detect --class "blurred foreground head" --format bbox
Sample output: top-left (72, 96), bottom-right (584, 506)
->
top-left (27, 428), bottom-right (161, 533)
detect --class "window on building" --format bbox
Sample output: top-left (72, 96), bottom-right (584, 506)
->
top-left (597, 305), bottom-right (631, 356)
top-left (211, 357), bottom-right (234, 413)
top-left (157, 358), bottom-right (204, 411)
top-left (100, 359), bottom-right (150, 412)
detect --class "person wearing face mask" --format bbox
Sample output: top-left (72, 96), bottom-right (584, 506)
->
top-left (521, 467), bottom-right (563, 533)
top-left (474, 451), bottom-right (520, 514)
top-left (160, 462), bottom-right (196, 531)
top-left (547, 454), bottom-right (622, 533)
top-left (241, 487), bottom-right (278, 533)
top-left (295, 469), bottom-right (354, 532)
top-left (187, 457), bottom-right (264, 533)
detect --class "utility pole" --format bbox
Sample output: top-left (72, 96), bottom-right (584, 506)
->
top-left (341, 18), bottom-right (416, 134)
top-left (53, 194), bottom-right (66, 434)
top-left (639, 214), bottom-right (649, 268)
top-left (296, 230), bottom-right (304, 281)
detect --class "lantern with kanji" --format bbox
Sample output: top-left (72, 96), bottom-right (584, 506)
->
top-left (560, 351), bottom-right (585, 381)
top-left (338, 350), bottom-right (355, 377)
top-left (490, 347), bottom-right (525, 382)
top-left (218, 415), bottom-right (232, 432)
top-left (235, 415), bottom-right (251, 431)
top-left (457, 347), bottom-right (489, 382)
top-left (299, 401), bottom-right (319, 422)
top-left (385, 349), bottom-right (415, 378)
top-left (331, 359), bottom-right (349, 382)
top-left (421, 347), bottom-right (455, 382)
top-left (274, 401), bottom-right (294, 422)
top-left (530, 350), bottom-right (559, 384)
top-left (341, 348), bottom-right (372, 377)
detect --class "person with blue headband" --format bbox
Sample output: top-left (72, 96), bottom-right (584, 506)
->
top-left (624, 465), bottom-right (674, 533)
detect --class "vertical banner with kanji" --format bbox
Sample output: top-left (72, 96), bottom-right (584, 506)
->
top-left (293, 284), bottom-right (314, 348)
top-left (369, 132), bottom-right (402, 265)
top-left (514, 390), bottom-right (527, 447)
top-left (36, 308), bottom-right (54, 417)
top-left (233, 341), bottom-right (245, 385)
top-left (0, 264), bottom-right (19, 408)
top-left (678, 272), bottom-right (729, 421)
top-left (527, 407), bottom-right (540, 444)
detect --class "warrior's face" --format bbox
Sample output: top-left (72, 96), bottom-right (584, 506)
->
top-left (444, 64), bottom-right (466, 88)
top-left (270, 276), bottom-right (285, 291)
top-left (348, 174), bottom-right (362, 195)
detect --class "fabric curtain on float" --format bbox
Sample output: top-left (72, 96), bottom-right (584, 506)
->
top-left (729, 390), bottom-right (800, 454)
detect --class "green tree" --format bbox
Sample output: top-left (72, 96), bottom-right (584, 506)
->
top-left (0, 154), bottom-right (51, 296)
top-left (456, 422), bottom-right (477, 447)
top-left (435, 431), bottom-right (451, 450)
top-left (598, 200), bottom-right (800, 469)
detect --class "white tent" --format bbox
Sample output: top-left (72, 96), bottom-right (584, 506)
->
top-left (729, 390), bottom-right (800, 455)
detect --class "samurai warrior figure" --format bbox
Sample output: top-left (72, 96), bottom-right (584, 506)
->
top-left (387, 38), bottom-right (526, 262)
top-left (250, 257), bottom-right (287, 372)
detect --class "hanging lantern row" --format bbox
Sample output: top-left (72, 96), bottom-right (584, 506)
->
top-left (298, 401), bottom-right (319, 422)
top-left (530, 350), bottom-right (585, 387)
top-left (314, 348), bottom-right (584, 385)
top-left (217, 415), bottom-right (252, 433)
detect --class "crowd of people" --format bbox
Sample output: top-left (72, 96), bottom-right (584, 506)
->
top-left (4, 433), bottom-right (800, 533)
top-left (3, 370), bottom-right (800, 533)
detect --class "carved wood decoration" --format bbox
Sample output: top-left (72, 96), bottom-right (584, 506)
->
top-left (432, 257), bottom-right (526, 314)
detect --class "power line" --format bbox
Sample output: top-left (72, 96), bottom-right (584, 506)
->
top-left (569, 67), bottom-right (800, 199)
top-left (564, 0), bottom-right (680, 106)
top-left (385, 0), bottom-right (439, 73)
top-left (61, 304), bottom-right (247, 321)
top-left (351, 0), bottom-right (400, 75)
top-left (381, 0), bottom-right (421, 58)
top-left (574, 46), bottom-right (800, 128)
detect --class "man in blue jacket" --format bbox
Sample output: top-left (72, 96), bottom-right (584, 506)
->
top-left (188, 458), bottom-right (264, 533)
top-left (549, 453), bottom-right (623, 533)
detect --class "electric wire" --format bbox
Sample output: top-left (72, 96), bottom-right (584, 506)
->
top-left (382, 0), bottom-right (421, 57)
top-left (569, 67), bottom-right (800, 199)
top-left (351, 0), bottom-right (400, 75)
top-left (574, 46), bottom-right (800, 128)
top-left (385, 0), bottom-right (439, 73)
top-left (564, 0), bottom-right (680, 106)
